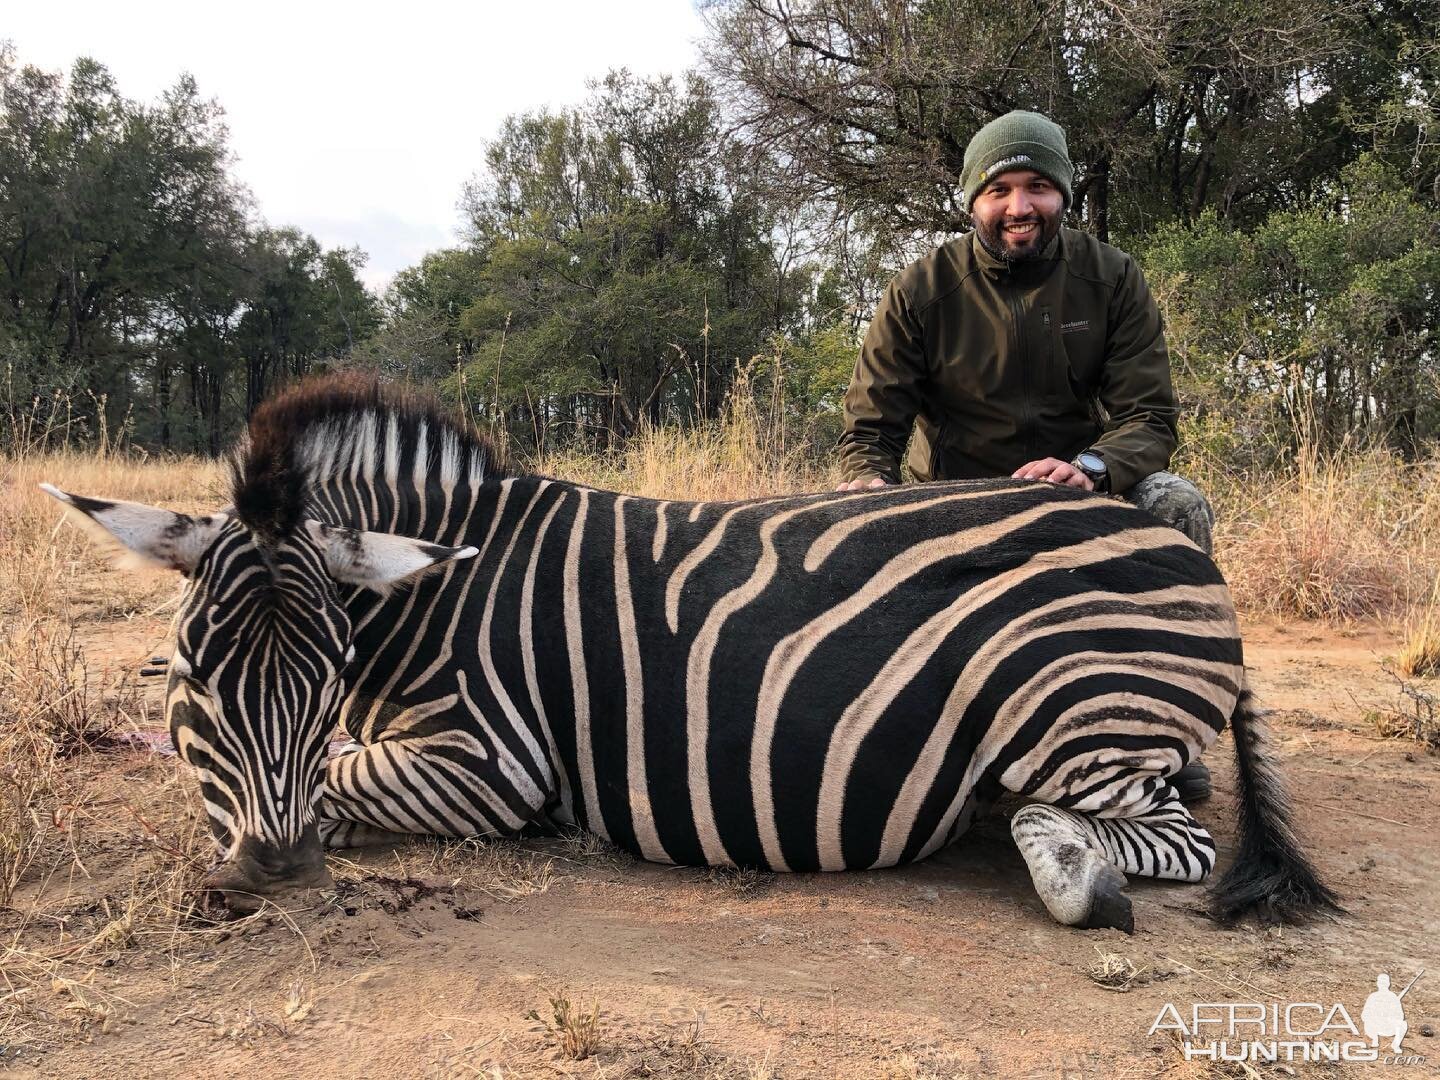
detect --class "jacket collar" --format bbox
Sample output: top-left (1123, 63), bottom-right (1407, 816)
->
top-left (970, 227), bottom-right (1063, 283)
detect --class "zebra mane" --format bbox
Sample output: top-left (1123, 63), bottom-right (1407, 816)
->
top-left (231, 373), bottom-right (510, 541)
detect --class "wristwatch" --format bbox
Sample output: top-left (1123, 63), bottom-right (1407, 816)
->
top-left (1071, 450), bottom-right (1110, 492)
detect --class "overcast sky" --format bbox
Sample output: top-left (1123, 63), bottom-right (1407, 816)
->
top-left (6, 1), bottom-right (706, 289)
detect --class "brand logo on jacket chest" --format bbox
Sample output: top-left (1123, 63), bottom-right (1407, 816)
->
top-left (1061, 319), bottom-right (1091, 335)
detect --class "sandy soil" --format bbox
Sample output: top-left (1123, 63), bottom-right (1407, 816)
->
top-left (2, 617), bottom-right (1437, 1079)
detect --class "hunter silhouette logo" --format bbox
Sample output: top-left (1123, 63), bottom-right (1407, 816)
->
top-left (1362, 971), bottom-right (1421, 1052)
top-left (1149, 968), bottom-right (1427, 1066)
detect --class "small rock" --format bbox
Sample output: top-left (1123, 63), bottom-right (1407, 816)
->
top-left (917, 886), bottom-right (940, 903)
top-left (1420, 1023), bottom-right (1434, 1038)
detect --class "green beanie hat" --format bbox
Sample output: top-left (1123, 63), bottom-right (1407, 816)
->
top-left (960, 110), bottom-right (1074, 210)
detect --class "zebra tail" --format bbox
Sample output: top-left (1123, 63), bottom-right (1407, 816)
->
top-left (1207, 686), bottom-right (1344, 924)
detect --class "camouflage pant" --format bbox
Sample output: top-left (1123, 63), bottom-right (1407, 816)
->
top-left (1123, 472), bottom-right (1214, 557)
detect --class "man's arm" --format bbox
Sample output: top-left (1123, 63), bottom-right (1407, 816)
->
top-left (837, 279), bottom-right (927, 486)
top-left (1089, 256), bottom-right (1179, 494)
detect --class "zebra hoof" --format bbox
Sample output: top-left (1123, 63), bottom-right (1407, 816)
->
top-left (1079, 862), bottom-right (1135, 934)
top-left (1173, 761), bottom-right (1212, 805)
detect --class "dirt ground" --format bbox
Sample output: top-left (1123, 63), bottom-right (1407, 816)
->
top-left (2, 616), bottom-right (1438, 1079)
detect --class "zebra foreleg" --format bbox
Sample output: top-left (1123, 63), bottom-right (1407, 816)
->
top-left (317, 734), bottom-right (533, 845)
top-left (317, 818), bottom-right (413, 849)
top-left (1011, 788), bottom-right (1216, 932)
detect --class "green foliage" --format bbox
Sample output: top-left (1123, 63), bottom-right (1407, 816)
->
top-left (1144, 156), bottom-right (1440, 458)
top-left (7, 5), bottom-right (1439, 461)
top-left (741, 323), bottom-right (860, 455)
top-left (0, 46), bottom-right (380, 453)
top-left (368, 70), bottom-right (839, 451)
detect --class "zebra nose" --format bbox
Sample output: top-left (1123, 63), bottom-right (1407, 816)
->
top-left (204, 827), bottom-right (331, 912)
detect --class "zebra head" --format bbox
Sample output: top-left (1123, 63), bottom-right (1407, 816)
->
top-left (40, 484), bottom-right (475, 908)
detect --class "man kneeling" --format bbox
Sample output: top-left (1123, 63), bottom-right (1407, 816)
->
top-left (835, 109), bottom-right (1213, 801)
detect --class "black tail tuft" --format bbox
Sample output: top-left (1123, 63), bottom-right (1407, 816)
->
top-left (1208, 688), bottom-right (1344, 924)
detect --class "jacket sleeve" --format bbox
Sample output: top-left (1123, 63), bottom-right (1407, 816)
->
top-left (837, 279), bottom-right (927, 483)
top-left (1091, 257), bottom-right (1179, 494)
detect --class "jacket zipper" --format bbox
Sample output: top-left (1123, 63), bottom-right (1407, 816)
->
top-left (1008, 288), bottom-right (1035, 460)
top-left (1042, 307), bottom-right (1053, 399)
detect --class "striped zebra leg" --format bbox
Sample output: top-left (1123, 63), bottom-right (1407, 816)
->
top-left (1011, 785), bottom-right (1216, 933)
top-left (314, 742), bottom-right (408, 848)
top-left (317, 818), bottom-right (411, 849)
top-left (318, 732), bottom-right (539, 845)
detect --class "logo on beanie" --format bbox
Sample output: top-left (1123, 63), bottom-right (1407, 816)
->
top-left (978, 154), bottom-right (1032, 183)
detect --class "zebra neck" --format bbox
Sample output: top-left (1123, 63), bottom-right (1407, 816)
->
top-left (337, 476), bottom-right (621, 821)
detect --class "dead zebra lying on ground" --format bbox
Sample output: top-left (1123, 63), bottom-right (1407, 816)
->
top-left (44, 374), bottom-right (1339, 931)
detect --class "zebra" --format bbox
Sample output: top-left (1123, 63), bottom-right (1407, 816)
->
top-left (42, 374), bottom-right (1338, 930)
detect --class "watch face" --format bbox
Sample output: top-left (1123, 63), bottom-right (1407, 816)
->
top-left (1077, 452), bottom-right (1106, 473)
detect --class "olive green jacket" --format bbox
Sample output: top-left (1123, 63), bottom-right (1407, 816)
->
top-left (838, 228), bottom-right (1178, 495)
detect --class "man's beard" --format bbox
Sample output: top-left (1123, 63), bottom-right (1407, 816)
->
top-left (976, 211), bottom-right (1061, 264)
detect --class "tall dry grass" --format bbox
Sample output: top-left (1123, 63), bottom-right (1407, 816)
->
top-left (1188, 440), bottom-right (1440, 623)
top-left (531, 365), bottom-right (835, 501)
top-left (1, 449), bottom-right (228, 620)
top-left (1, 445), bottom-right (225, 917)
top-left (1, 436), bottom-right (229, 1030)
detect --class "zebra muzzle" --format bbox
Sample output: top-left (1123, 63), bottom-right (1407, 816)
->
top-left (204, 825), bottom-right (332, 912)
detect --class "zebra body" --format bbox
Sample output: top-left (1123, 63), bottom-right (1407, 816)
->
top-left (328, 469), bottom-right (1239, 879)
top-left (43, 376), bottom-right (1338, 928)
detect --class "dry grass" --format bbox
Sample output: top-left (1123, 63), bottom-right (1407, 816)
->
top-left (1085, 946), bottom-right (1150, 992)
top-left (324, 834), bottom-right (557, 910)
top-left (1395, 575), bottom-right (1440, 678)
top-left (0, 436), bottom-right (228, 1056)
top-left (532, 366), bottom-right (832, 502)
top-left (527, 989), bottom-right (603, 1060)
top-left (1365, 666), bottom-right (1440, 750)
top-left (878, 1053), bottom-right (975, 1080)
top-left (1193, 441), bottom-right (1440, 623)
top-left (0, 753), bottom-right (224, 1056)
top-left (0, 448), bottom-right (228, 621)
top-left (706, 864), bottom-right (775, 899)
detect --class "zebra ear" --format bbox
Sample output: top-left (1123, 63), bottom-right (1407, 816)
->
top-left (304, 520), bottom-right (478, 590)
top-left (39, 484), bottom-right (228, 575)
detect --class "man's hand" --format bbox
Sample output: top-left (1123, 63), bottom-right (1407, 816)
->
top-left (1011, 458), bottom-right (1094, 490)
top-left (835, 475), bottom-right (892, 492)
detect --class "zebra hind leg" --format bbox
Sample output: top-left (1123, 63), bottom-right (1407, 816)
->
top-left (1011, 787), bottom-right (1216, 933)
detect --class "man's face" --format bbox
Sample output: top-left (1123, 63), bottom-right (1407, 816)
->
top-left (971, 169), bottom-right (1065, 263)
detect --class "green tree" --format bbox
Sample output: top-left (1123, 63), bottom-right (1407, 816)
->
top-left (429, 70), bottom-right (828, 449)
top-left (1144, 156), bottom-right (1440, 457)
top-left (1, 46), bottom-right (379, 453)
top-left (236, 228), bottom-right (380, 415)
top-left (702, 0), bottom-right (1415, 250)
